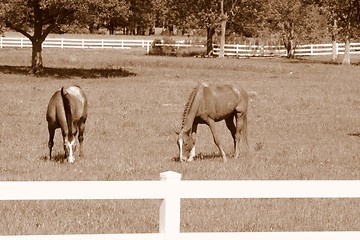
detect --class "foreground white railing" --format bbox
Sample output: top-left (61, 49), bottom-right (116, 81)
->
top-left (1, 171), bottom-right (360, 240)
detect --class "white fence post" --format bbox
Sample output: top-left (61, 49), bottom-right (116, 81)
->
top-left (335, 42), bottom-right (339, 55)
top-left (147, 42), bottom-right (150, 54)
top-left (159, 171), bottom-right (181, 240)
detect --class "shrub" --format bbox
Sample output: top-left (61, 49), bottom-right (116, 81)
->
top-left (149, 38), bottom-right (177, 56)
top-left (149, 37), bottom-right (206, 57)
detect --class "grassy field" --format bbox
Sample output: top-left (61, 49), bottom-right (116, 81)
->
top-left (1, 47), bottom-right (360, 234)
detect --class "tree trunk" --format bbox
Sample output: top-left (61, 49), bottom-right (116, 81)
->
top-left (219, 0), bottom-right (227, 58)
top-left (219, 17), bottom-right (227, 58)
top-left (31, 40), bottom-right (43, 73)
top-left (206, 26), bottom-right (215, 56)
top-left (332, 19), bottom-right (338, 62)
top-left (343, 36), bottom-right (351, 65)
top-left (282, 23), bottom-right (295, 58)
top-left (30, 1), bottom-right (45, 73)
top-left (287, 23), bottom-right (295, 58)
top-left (283, 37), bottom-right (295, 58)
top-left (332, 40), bottom-right (338, 62)
top-left (109, 22), bottom-right (115, 35)
top-left (287, 39), bottom-right (295, 58)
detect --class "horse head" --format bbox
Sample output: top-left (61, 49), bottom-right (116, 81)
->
top-left (64, 136), bottom-right (77, 163)
top-left (177, 130), bottom-right (195, 162)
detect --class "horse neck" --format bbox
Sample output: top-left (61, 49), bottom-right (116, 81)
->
top-left (181, 85), bottom-right (203, 133)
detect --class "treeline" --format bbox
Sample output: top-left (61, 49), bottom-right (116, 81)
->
top-left (1, 0), bottom-right (360, 72)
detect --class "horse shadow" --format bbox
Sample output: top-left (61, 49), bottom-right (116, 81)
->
top-left (0, 65), bottom-right (135, 79)
top-left (40, 153), bottom-right (66, 164)
top-left (172, 152), bottom-right (223, 162)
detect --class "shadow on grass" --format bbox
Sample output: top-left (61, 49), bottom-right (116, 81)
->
top-left (172, 152), bottom-right (223, 162)
top-left (287, 57), bottom-right (360, 66)
top-left (285, 57), bottom-right (340, 65)
top-left (349, 132), bottom-right (360, 137)
top-left (0, 65), bottom-right (136, 78)
top-left (40, 153), bottom-right (66, 164)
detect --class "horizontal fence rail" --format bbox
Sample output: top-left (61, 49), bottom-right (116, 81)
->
top-left (1, 171), bottom-right (360, 240)
top-left (1, 37), bottom-right (360, 57)
top-left (0, 37), bottom-right (153, 52)
top-left (213, 42), bottom-right (360, 57)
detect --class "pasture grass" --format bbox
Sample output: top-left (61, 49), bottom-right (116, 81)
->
top-left (1, 47), bottom-right (360, 234)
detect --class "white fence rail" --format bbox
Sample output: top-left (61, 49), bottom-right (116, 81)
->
top-left (1, 171), bottom-right (360, 240)
top-left (213, 42), bottom-right (360, 57)
top-left (0, 37), bottom-right (153, 52)
top-left (2, 37), bottom-right (360, 57)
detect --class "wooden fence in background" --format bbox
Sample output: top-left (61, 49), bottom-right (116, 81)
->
top-left (1, 171), bottom-right (360, 240)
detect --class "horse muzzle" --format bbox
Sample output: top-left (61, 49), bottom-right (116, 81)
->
top-left (68, 156), bottom-right (75, 163)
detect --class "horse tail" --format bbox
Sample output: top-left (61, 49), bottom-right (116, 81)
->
top-left (61, 87), bottom-right (74, 139)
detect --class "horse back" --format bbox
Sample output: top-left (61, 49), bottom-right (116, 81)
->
top-left (199, 83), bottom-right (248, 120)
top-left (63, 86), bottom-right (88, 122)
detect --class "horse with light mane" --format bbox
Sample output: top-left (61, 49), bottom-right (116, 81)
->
top-left (46, 86), bottom-right (88, 163)
top-left (177, 82), bottom-right (248, 162)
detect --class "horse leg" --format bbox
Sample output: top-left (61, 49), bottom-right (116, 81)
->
top-left (234, 111), bottom-right (247, 158)
top-left (187, 123), bottom-right (198, 162)
top-left (225, 114), bottom-right (236, 157)
top-left (207, 118), bottom-right (228, 162)
top-left (48, 125), bottom-right (55, 159)
top-left (59, 128), bottom-right (67, 160)
top-left (78, 121), bottom-right (86, 159)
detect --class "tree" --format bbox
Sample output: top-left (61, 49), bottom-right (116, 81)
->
top-left (227, 0), bottom-right (265, 38)
top-left (330, 0), bottom-right (360, 65)
top-left (312, 0), bottom-right (360, 64)
top-left (168, 0), bottom-right (225, 55)
top-left (264, 0), bottom-right (328, 58)
top-left (0, 0), bottom-right (106, 72)
top-left (168, 0), bottom-right (265, 56)
top-left (126, 0), bottom-right (156, 35)
top-left (153, 0), bottom-right (169, 29)
top-left (0, 5), bottom-right (4, 35)
top-left (84, 0), bottom-right (130, 35)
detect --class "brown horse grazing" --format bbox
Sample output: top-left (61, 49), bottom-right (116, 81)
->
top-left (46, 86), bottom-right (88, 163)
top-left (177, 82), bottom-right (248, 162)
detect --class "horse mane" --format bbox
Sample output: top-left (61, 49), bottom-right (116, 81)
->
top-left (181, 84), bottom-right (200, 129)
top-left (61, 87), bottom-right (74, 139)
